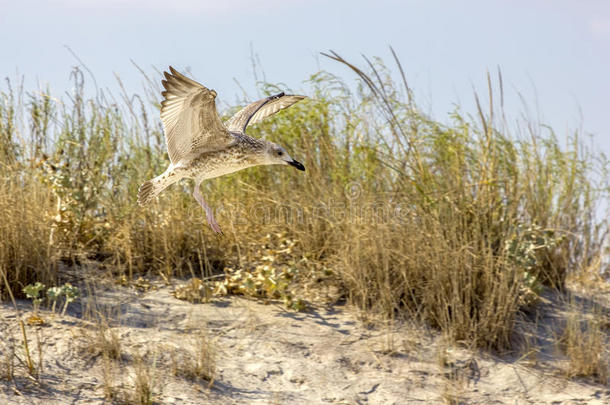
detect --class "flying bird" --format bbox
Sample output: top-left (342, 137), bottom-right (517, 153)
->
top-left (138, 66), bottom-right (306, 234)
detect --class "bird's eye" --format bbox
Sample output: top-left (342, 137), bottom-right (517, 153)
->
top-left (277, 151), bottom-right (283, 156)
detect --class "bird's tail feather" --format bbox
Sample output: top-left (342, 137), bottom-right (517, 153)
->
top-left (137, 169), bottom-right (181, 206)
top-left (137, 180), bottom-right (157, 206)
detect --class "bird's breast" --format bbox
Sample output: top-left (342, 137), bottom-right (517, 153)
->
top-left (190, 151), bottom-right (258, 181)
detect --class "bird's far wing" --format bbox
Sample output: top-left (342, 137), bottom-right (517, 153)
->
top-left (224, 92), bottom-right (307, 133)
top-left (160, 66), bottom-right (235, 164)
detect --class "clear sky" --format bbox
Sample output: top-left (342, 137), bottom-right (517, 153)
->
top-left (1, 0), bottom-right (609, 160)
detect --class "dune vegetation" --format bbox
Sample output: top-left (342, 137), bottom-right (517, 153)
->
top-left (0, 51), bottom-right (608, 392)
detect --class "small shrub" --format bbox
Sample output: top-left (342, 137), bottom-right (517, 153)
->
top-left (562, 314), bottom-right (608, 384)
top-left (131, 353), bottom-right (161, 405)
top-left (170, 328), bottom-right (215, 384)
top-left (23, 282), bottom-right (45, 313)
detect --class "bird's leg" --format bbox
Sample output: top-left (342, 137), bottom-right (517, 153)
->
top-left (193, 180), bottom-right (223, 234)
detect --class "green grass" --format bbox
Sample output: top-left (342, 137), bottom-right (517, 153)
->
top-left (0, 53), bottom-right (608, 351)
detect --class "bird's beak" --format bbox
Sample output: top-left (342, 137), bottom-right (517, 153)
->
top-left (288, 159), bottom-right (305, 171)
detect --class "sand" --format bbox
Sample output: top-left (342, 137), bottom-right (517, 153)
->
top-left (0, 276), bottom-right (608, 404)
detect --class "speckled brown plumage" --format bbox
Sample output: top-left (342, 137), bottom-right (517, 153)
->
top-left (138, 66), bottom-right (307, 234)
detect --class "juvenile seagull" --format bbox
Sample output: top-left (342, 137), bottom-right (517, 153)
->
top-left (137, 66), bottom-right (306, 234)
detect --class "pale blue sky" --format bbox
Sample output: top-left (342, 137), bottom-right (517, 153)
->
top-left (1, 0), bottom-right (609, 160)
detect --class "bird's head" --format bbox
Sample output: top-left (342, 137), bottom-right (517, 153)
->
top-left (263, 142), bottom-right (305, 171)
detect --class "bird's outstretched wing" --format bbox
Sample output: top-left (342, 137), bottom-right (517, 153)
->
top-left (224, 92), bottom-right (306, 134)
top-left (160, 66), bottom-right (235, 164)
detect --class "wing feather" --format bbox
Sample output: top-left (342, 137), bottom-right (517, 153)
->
top-left (160, 66), bottom-right (234, 164)
top-left (225, 92), bottom-right (306, 133)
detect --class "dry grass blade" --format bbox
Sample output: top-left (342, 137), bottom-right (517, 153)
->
top-left (389, 46), bottom-right (411, 104)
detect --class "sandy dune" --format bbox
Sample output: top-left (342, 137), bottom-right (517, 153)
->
top-left (1, 277), bottom-right (608, 404)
